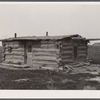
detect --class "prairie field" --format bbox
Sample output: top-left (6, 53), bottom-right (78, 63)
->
top-left (0, 67), bottom-right (99, 90)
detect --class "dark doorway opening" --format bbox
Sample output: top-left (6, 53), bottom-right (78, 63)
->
top-left (74, 46), bottom-right (77, 58)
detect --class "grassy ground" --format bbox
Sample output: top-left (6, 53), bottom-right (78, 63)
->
top-left (0, 67), bottom-right (100, 90)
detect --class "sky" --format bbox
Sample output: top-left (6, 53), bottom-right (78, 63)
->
top-left (0, 2), bottom-right (100, 45)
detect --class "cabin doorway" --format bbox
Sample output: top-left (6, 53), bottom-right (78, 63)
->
top-left (73, 46), bottom-right (78, 59)
top-left (27, 45), bottom-right (33, 66)
top-left (24, 42), bottom-right (33, 66)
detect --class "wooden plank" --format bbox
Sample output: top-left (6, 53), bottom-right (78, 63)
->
top-left (34, 52), bottom-right (58, 57)
top-left (5, 51), bottom-right (24, 55)
top-left (5, 59), bottom-right (24, 63)
top-left (41, 44), bottom-right (55, 48)
top-left (6, 55), bottom-right (24, 60)
top-left (4, 53), bottom-right (24, 56)
top-left (13, 48), bottom-right (24, 50)
top-left (41, 45), bottom-right (55, 48)
top-left (62, 43), bottom-right (72, 46)
top-left (33, 61), bottom-right (58, 65)
top-left (78, 46), bottom-right (87, 49)
top-left (78, 54), bottom-right (86, 57)
top-left (33, 58), bottom-right (61, 63)
top-left (78, 50), bottom-right (87, 53)
top-left (32, 63), bottom-right (58, 68)
top-left (61, 56), bottom-right (72, 59)
top-left (61, 53), bottom-right (72, 56)
top-left (41, 40), bottom-right (54, 44)
top-left (62, 47), bottom-right (73, 51)
top-left (11, 51), bottom-right (24, 54)
top-left (61, 59), bottom-right (73, 63)
top-left (61, 50), bottom-right (73, 54)
top-left (32, 48), bottom-right (60, 53)
top-left (33, 56), bottom-right (60, 61)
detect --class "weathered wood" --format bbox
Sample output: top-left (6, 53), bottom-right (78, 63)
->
top-left (41, 40), bottom-right (55, 44)
top-left (41, 46), bottom-right (55, 48)
top-left (33, 58), bottom-right (61, 63)
top-left (78, 51), bottom-right (87, 53)
top-left (32, 48), bottom-right (59, 51)
top-left (62, 47), bottom-right (73, 51)
top-left (4, 53), bottom-right (24, 56)
top-left (61, 56), bottom-right (72, 59)
top-left (61, 59), bottom-right (73, 63)
top-left (78, 54), bottom-right (86, 56)
top-left (78, 46), bottom-right (87, 49)
top-left (34, 52), bottom-right (58, 57)
top-left (32, 63), bottom-right (58, 68)
top-left (33, 61), bottom-right (58, 65)
top-left (62, 43), bottom-right (72, 46)
top-left (5, 59), bottom-right (24, 64)
top-left (61, 50), bottom-right (73, 54)
top-left (6, 55), bottom-right (24, 60)
top-left (5, 50), bottom-right (24, 55)
top-left (33, 56), bottom-right (60, 61)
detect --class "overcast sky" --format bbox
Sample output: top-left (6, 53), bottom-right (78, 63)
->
top-left (0, 2), bottom-right (100, 45)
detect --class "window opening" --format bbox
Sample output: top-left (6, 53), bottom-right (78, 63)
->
top-left (28, 45), bottom-right (32, 52)
top-left (74, 46), bottom-right (77, 58)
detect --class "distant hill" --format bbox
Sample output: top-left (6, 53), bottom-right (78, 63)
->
top-left (92, 43), bottom-right (100, 46)
top-left (0, 46), bottom-right (2, 63)
top-left (88, 44), bottom-right (100, 63)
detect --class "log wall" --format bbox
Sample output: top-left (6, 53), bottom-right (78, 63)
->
top-left (61, 39), bottom-right (87, 65)
top-left (2, 38), bottom-right (87, 68)
top-left (77, 40), bottom-right (87, 61)
top-left (61, 39), bottom-right (73, 65)
top-left (2, 41), bottom-right (24, 65)
top-left (32, 40), bottom-right (61, 68)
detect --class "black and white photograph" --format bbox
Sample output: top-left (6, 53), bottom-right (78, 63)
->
top-left (0, 2), bottom-right (100, 91)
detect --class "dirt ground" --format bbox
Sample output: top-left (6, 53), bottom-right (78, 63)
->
top-left (0, 63), bottom-right (100, 90)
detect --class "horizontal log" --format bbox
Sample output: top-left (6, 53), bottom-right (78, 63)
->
top-left (32, 48), bottom-right (60, 53)
top-left (62, 43), bottom-right (72, 46)
top-left (41, 40), bottom-right (55, 44)
top-left (61, 59), bottom-right (73, 63)
top-left (78, 51), bottom-right (87, 53)
top-left (41, 44), bottom-right (55, 46)
top-left (41, 45), bottom-right (55, 48)
top-left (5, 51), bottom-right (24, 55)
top-left (5, 59), bottom-right (24, 64)
top-left (62, 47), bottom-right (73, 51)
top-left (61, 50), bottom-right (73, 54)
top-left (33, 58), bottom-right (61, 63)
top-left (33, 52), bottom-right (58, 57)
top-left (61, 53), bottom-right (72, 56)
top-left (78, 54), bottom-right (87, 57)
top-left (32, 63), bottom-right (58, 68)
top-left (33, 56), bottom-right (60, 61)
top-left (6, 55), bottom-right (24, 60)
top-left (61, 56), bottom-right (72, 59)
top-left (78, 46), bottom-right (87, 49)
top-left (13, 48), bottom-right (24, 50)
top-left (5, 47), bottom-right (24, 51)
top-left (5, 43), bottom-right (19, 47)
top-left (33, 61), bottom-right (58, 65)
top-left (4, 53), bottom-right (24, 56)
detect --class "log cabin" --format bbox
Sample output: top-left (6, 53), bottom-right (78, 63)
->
top-left (0, 33), bottom-right (89, 69)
